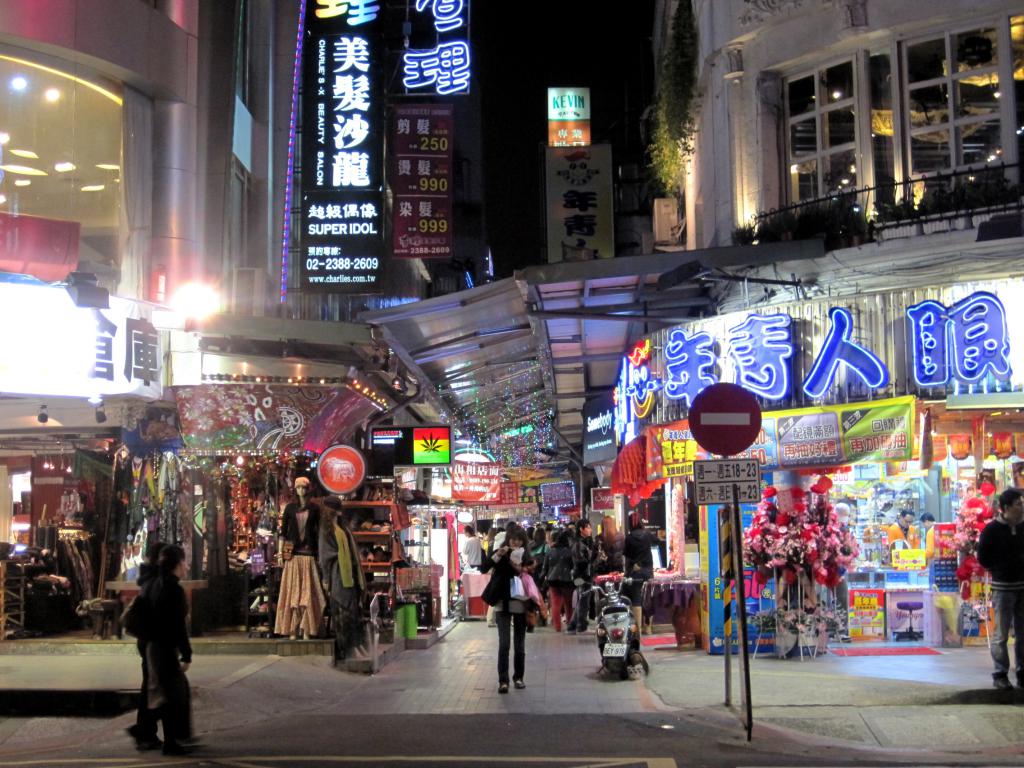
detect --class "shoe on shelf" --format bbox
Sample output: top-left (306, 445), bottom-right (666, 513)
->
top-left (993, 676), bottom-right (1013, 690)
top-left (513, 679), bottom-right (525, 689)
top-left (498, 683), bottom-right (509, 694)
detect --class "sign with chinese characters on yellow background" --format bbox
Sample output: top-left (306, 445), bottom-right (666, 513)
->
top-left (892, 549), bottom-right (927, 571)
top-left (646, 419), bottom-right (704, 480)
top-left (848, 588), bottom-right (885, 640)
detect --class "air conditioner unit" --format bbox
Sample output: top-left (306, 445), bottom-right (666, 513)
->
top-left (653, 197), bottom-right (680, 244)
top-left (231, 267), bottom-right (267, 317)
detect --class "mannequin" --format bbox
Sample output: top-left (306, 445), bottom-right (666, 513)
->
top-left (319, 496), bottom-right (366, 663)
top-left (274, 477), bottom-right (326, 639)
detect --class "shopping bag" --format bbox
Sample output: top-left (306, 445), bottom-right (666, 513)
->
top-left (510, 576), bottom-right (527, 600)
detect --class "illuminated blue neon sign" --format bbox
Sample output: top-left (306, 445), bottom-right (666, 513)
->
top-left (801, 307), bottom-right (889, 398)
top-left (664, 328), bottom-right (717, 408)
top-left (728, 314), bottom-right (793, 401)
top-left (907, 291), bottom-right (1011, 387)
top-left (403, 1), bottom-right (470, 95)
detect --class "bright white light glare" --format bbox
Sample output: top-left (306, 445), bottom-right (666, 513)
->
top-left (170, 282), bottom-right (221, 321)
top-left (80, 184), bottom-right (105, 192)
top-left (0, 132), bottom-right (9, 145)
top-left (14, 179), bottom-right (29, 187)
top-left (54, 162), bottom-right (75, 172)
top-left (44, 87), bottom-right (60, 102)
top-left (95, 163), bottom-right (119, 170)
top-left (0, 194), bottom-right (7, 204)
top-left (9, 149), bottom-right (38, 159)
top-left (10, 76), bottom-right (27, 91)
top-left (659, 724), bottom-right (675, 730)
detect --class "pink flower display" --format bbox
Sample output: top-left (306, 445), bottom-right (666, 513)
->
top-left (743, 475), bottom-right (859, 588)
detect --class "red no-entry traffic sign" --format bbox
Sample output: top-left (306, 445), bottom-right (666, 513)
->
top-left (688, 383), bottom-right (762, 457)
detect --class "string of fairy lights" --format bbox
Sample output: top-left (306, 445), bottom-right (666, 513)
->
top-left (438, 361), bottom-right (557, 467)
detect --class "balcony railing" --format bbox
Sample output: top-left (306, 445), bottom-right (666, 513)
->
top-left (737, 163), bottom-right (1024, 250)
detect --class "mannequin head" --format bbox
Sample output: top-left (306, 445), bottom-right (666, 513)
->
top-left (295, 476), bottom-right (311, 503)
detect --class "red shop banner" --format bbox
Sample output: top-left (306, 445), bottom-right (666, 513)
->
top-left (452, 460), bottom-right (503, 504)
top-left (389, 104), bottom-right (453, 259)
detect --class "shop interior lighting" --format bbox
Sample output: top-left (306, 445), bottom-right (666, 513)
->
top-left (9, 148), bottom-right (37, 159)
top-left (95, 163), bottom-right (119, 170)
top-left (80, 184), bottom-right (105, 192)
top-left (14, 179), bottom-right (30, 187)
top-left (37, 405), bottom-right (48, 424)
top-left (0, 132), bottom-right (9, 145)
top-left (0, 54), bottom-right (121, 105)
top-left (0, 164), bottom-right (46, 176)
top-left (44, 87), bottom-right (60, 102)
top-left (0, 195), bottom-right (6, 205)
top-left (54, 162), bottom-right (75, 172)
top-left (10, 76), bottom-right (27, 91)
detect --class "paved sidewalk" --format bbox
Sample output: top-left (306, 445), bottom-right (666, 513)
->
top-left (0, 621), bottom-right (1021, 760)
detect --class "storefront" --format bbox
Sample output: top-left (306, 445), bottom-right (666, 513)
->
top-left (612, 278), bottom-right (1024, 656)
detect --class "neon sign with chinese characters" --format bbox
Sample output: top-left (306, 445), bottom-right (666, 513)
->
top-left (402, 1), bottom-right (471, 95)
top-left (611, 291), bottom-right (1017, 441)
top-left (907, 291), bottom-right (1012, 388)
top-left (299, 1), bottom-right (385, 292)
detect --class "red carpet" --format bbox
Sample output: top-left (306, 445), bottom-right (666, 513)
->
top-left (829, 646), bottom-right (941, 657)
top-left (640, 634), bottom-right (678, 647)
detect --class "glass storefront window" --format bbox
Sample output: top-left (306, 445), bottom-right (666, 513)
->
top-left (953, 28), bottom-right (998, 72)
top-left (1012, 16), bottom-right (1024, 167)
top-left (869, 53), bottom-right (896, 207)
top-left (907, 37), bottom-right (948, 83)
top-left (958, 120), bottom-right (1002, 165)
top-left (0, 48), bottom-right (122, 278)
top-left (788, 76), bottom-right (816, 115)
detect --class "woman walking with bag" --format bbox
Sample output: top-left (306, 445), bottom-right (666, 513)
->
top-left (482, 527), bottom-right (532, 693)
top-left (141, 545), bottom-right (193, 755)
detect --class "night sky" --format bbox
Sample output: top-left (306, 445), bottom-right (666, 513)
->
top-left (478, 3), bottom-right (656, 277)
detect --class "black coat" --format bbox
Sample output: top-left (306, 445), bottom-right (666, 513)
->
top-left (544, 544), bottom-right (574, 586)
top-left (281, 502), bottom-right (321, 558)
top-left (481, 550), bottom-right (531, 612)
top-left (977, 518), bottom-right (1024, 589)
top-left (624, 529), bottom-right (654, 578)
top-left (142, 572), bottom-right (192, 664)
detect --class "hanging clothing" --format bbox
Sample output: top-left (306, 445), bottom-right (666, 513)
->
top-left (320, 518), bottom-right (365, 659)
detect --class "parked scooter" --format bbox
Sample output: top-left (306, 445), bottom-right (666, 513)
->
top-left (592, 574), bottom-right (649, 680)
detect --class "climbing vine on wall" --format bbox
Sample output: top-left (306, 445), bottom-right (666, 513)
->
top-left (649, 0), bottom-right (699, 195)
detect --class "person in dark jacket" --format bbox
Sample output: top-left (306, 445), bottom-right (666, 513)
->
top-left (567, 519), bottom-right (597, 633)
top-left (544, 529), bottom-right (575, 632)
top-left (977, 487), bottom-right (1024, 690)
top-left (623, 513), bottom-right (654, 636)
top-left (141, 545), bottom-right (193, 755)
top-left (127, 541), bottom-right (166, 751)
top-left (482, 527), bottom-right (532, 692)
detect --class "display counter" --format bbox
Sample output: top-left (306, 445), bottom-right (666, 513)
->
top-left (460, 572), bottom-right (490, 619)
top-left (643, 577), bottom-right (701, 648)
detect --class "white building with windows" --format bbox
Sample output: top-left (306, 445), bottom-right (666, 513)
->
top-left (661, 0), bottom-right (1024, 300)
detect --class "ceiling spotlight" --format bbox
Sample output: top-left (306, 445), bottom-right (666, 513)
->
top-left (10, 76), bottom-right (27, 92)
top-left (54, 161), bottom-right (75, 173)
top-left (14, 179), bottom-right (30, 187)
top-left (44, 87), bottom-right (60, 102)
top-left (0, 132), bottom-right (9, 145)
top-left (37, 405), bottom-right (48, 424)
top-left (392, 376), bottom-right (406, 392)
top-left (94, 402), bottom-right (107, 424)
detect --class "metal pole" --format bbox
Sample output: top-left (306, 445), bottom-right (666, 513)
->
top-left (731, 485), bottom-right (754, 741)
top-left (719, 505), bottom-right (732, 707)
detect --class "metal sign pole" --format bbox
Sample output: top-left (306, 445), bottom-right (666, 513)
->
top-left (719, 505), bottom-right (733, 707)
top-left (731, 484), bottom-right (754, 741)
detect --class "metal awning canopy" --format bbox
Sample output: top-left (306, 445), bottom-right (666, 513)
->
top-left (360, 279), bottom-right (549, 440)
top-left (516, 240), bottom-right (825, 459)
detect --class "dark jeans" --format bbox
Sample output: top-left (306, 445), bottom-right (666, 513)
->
top-left (568, 585), bottom-right (591, 630)
top-left (495, 610), bottom-right (526, 684)
top-left (990, 588), bottom-right (1024, 679)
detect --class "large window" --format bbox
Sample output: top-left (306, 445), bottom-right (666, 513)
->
top-left (0, 48), bottom-right (122, 277)
top-left (903, 27), bottom-right (1003, 174)
top-left (785, 61), bottom-right (858, 202)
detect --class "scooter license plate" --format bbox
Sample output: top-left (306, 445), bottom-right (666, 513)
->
top-left (603, 643), bottom-right (627, 657)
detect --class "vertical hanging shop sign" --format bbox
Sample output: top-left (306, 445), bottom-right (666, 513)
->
top-left (300, 0), bottom-right (384, 293)
top-left (545, 144), bottom-right (615, 262)
top-left (390, 104), bottom-right (454, 258)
